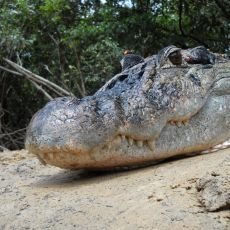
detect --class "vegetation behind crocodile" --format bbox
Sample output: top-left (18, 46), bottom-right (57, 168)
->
top-left (25, 52), bottom-right (230, 169)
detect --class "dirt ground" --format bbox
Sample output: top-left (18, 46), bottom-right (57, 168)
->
top-left (0, 146), bottom-right (229, 230)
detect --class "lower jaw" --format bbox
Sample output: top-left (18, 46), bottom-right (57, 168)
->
top-left (29, 135), bottom-right (228, 170)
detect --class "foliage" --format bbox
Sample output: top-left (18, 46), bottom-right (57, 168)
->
top-left (0, 0), bottom-right (229, 150)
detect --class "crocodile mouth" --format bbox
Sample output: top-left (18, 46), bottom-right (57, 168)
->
top-left (30, 134), bottom-right (156, 165)
top-left (27, 131), bottom-right (157, 169)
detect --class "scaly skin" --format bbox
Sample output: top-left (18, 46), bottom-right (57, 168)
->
top-left (25, 54), bottom-right (230, 169)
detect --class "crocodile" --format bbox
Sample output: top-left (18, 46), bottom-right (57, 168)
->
top-left (25, 48), bottom-right (230, 169)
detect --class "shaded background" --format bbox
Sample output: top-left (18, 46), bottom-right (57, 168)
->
top-left (0, 0), bottom-right (229, 150)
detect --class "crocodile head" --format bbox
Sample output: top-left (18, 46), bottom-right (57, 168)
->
top-left (25, 56), bottom-right (230, 169)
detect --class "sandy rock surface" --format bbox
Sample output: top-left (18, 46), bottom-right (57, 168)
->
top-left (0, 148), bottom-right (229, 230)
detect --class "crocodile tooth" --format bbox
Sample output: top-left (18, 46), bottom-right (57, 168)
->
top-left (107, 143), bottom-right (112, 149)
top-left (147, 141), bottom-right (155, 151)
top-left (169, 120), bottom-right (176, 125)
top-left (121, 135), bottom-right (126, 141)
top-left (137, 140), bottom-right (143, 147)
top-left (49, 153), bottom-right (54, 160)
top-left (114, 135), bottom-right (121, 144)
top-left (37, 154), bottom-right (47, 165)
top-left (176, 121), bottom-right (182, 127)
top-left (182, 120), bottom-right (189, 125)
top-left (60, 152), bottom-right (66, 159)
top-left (128, 137), bottom-right (134, 145)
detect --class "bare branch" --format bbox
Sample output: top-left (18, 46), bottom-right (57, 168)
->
top-left (1, 63), bottom-right (62, 98)
top-left (48, 33), bottom-right (65, 76)
top-left (0, 128), bottom-right (26, 138)
top-left (0, 65), bottom-right (23, 76)
top-left (28, 80), bottom-right (53, 100)
top-left (76, 54), bottom-right (86, 97)
top-left (0, 126), bottom-right (26, 149)
top-left (21, 68), bottom-right (64, 97)
top-left (3, 58), bottom-right (74, 96)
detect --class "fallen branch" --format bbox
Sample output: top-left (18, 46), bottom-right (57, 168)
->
top-left (0, 126), bottom-right (27, 150)
top-left (3, 58), bottom-right (74, 97)
top-left (0, 128), bottom-right (27, 138)
top-left (0, 65), bottom-right (23, 76)
top-left (29, 80), bottom-right (53, 100)
top-left (0, 65), bottom-right (54, 100)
